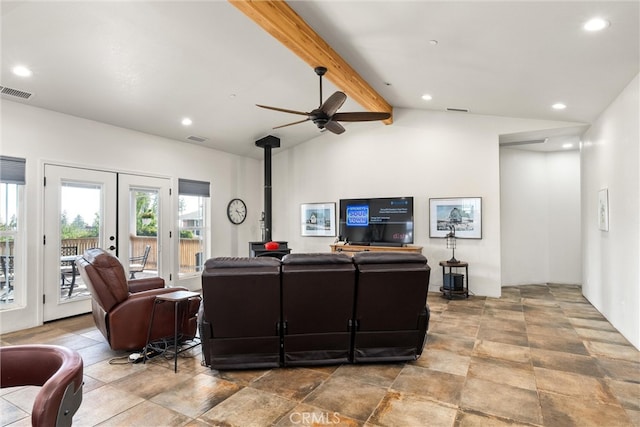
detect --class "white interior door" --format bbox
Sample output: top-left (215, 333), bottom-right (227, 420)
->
top-left (43, 165), bottom-right (117, 321)
top-left (117, 174), bottom-right (172, 283)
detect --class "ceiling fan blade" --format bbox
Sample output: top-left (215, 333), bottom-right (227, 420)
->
top-left (256, 104), bottom-right (310, 116)
top-left (320, 91), bottom-right (347, 117)
top-left (332, 111), bottom-right (391, 122)
top-left (324, 120), bottom-right (345, 134)
top-left (272, 118), bottom-right (310, 129)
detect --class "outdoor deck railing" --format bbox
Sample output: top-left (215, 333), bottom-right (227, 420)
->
top-left (0, 237), bottom-right (203, 273)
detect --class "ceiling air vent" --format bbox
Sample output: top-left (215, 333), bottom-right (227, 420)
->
top-left (500, 139), bottom-right (548, 147)
top-left (187, 135), bottom-right (207, 143)
top-left (0, 85), bottom-right (33, 100)
top-left (446, 107), bottom-right (469, 113)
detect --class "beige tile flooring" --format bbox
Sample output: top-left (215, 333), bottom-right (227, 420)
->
top-left (1, 284), bottom-right (639, 426)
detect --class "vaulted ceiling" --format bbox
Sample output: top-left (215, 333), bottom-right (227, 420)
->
top-left (2, 1), bottom-right (638, 158)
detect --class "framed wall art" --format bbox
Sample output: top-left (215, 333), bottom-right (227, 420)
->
top-left (429, 197), bottom-right (482, 239)
top-left (598, 188), bottom-right (609, 231)
top-left (300, 202), bottom-right (336, 237)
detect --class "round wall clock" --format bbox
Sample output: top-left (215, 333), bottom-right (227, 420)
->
top-left (227, 198), bottom-right (247, 224)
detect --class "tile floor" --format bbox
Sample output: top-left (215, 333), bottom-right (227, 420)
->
top-left (1, 284), bottom-right (638, 426)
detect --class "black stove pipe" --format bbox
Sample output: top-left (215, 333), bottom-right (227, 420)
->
top-left (255, 135), bottom-right (280, 242)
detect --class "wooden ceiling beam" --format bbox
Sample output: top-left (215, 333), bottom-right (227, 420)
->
top-left (229, 0), bottom-right (393, 124)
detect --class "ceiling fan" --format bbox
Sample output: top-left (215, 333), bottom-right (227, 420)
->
top-left (256, 66), bottom-right (391, 135)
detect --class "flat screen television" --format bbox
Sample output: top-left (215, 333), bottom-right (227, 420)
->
top-left (338, 196), bottom-right (414, 246)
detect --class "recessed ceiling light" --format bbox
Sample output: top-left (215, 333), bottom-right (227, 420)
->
top-left (421, 94), bottom-right (433, 101)
top-left (12, 65), bottom-right (32, 77)
top-left (562, 143), bottom-right (574, 149)
top-left (584, 18), bottom-right (610, 32)
top-left (181, 118), bottom-right (193, 126)
top-left (552, 103), bottom-right (567, 110)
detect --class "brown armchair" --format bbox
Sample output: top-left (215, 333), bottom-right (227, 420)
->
top-left (76, 248), bottom-right (199, 351)
top-left (0, 344), bottom-right (83, 427)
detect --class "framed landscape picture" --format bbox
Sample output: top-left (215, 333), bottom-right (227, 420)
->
top-left (300, 202), bottom-right (336, 237)
top-left (429, 197), bottom-right (482, 239)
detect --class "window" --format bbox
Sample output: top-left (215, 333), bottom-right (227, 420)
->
top-left (178, 179), bottom-right (210, 276)
top-left (1, 156), bottom-right (26, 308)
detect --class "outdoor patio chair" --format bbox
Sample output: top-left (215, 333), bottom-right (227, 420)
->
top-left (0, 255), bottom-right (14, 302)
top-left (129, 245), bottom-right (151, 279)
top-left (60, 245), bottom-right (78, 285)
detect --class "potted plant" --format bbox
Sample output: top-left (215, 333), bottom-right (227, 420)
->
top-left (141, 210), bottom-right (154, 225)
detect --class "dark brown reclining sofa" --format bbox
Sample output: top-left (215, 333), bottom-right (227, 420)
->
top-left (199, 252), bottom-right (430, 370)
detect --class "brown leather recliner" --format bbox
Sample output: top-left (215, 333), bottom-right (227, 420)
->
top-left (76, 248), bottom-right (199, 351)
top-left (0, 344), bottom-right (83, 427)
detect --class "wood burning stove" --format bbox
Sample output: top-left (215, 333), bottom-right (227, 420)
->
top-left (249, 241), bottom-right (291, 259)
top-left (251, 135), bottom-right (290, 259)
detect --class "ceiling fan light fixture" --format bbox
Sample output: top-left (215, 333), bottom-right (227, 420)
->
top-left (257, 66), bottom-right (390, 135)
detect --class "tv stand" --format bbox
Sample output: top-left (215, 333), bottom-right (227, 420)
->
top-left (370, 241), bottom-right (403, 248)
top-left (330, 244), bottom-right (423, 256)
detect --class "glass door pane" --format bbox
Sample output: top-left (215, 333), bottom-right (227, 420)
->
top-left (118, 174), bottom-right (171, 283)
top-left (60, 182), bottom-right (102, 300)
top-left (129, 188), bottom-right (159, 279)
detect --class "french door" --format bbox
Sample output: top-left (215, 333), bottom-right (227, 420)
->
top-left (43, 165), bottom-right (172, 321)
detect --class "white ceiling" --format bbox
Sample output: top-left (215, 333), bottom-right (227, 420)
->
top-left (2, 1), bottom-right (638, 159)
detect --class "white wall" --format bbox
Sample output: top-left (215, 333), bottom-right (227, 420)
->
top-left (0, 100), bottom-right (262, 333)
top-left (581, 74), bottom-right (639, 349)
top-left (500, 148), bottom-right (581, 285)
top-left (1, 98), bottom-right (609, 337)
top-left (271, 107), bottom-right (586, 298)
top-left (547, 151), bottom-right (582, 283)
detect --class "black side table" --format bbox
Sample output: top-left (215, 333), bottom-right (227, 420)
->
top-left (144, 290), bottom-right (201, 372)
top-left (439, 261), bottom-right (469, 299)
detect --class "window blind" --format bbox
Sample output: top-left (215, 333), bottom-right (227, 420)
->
top-left (178, 178), bottom-right (210, 197)
top-left (0, 156), bottom-right (26, 184)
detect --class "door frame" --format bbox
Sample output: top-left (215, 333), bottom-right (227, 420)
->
top-left (42, 163), bottom-right (175, 322)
